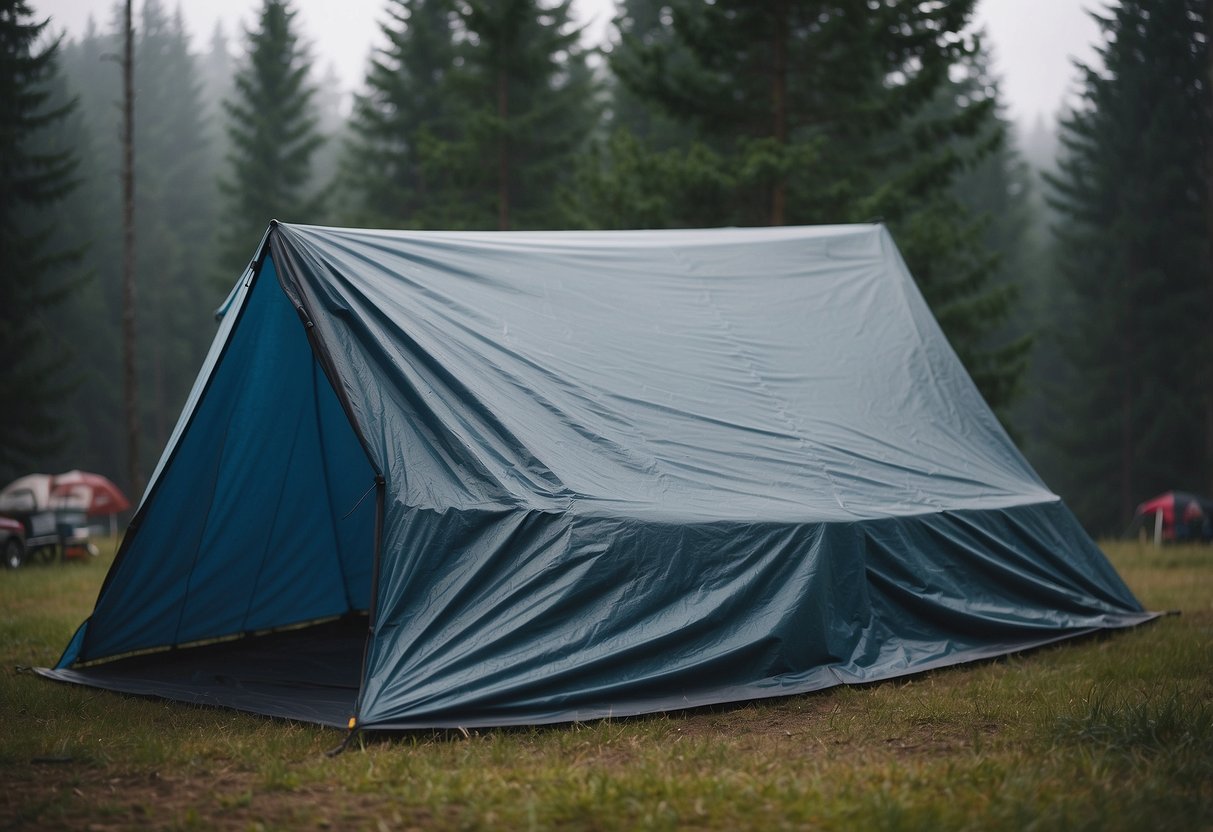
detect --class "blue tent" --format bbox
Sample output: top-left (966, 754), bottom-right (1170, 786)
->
top-left (40, 223), bottom-right (1154, 731)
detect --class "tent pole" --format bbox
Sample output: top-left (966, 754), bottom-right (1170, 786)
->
top-left (343, 473), bottom-right (385, 746)
top-left (328, 474), bottom-right (383, 756)
top-left (1154, 508), bottom-right (1163, 547)
top-left (367, 476), bottom-right (385, 635)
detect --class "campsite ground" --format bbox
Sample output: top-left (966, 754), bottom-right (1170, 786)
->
top-left (1, 542), bottom-right (1209, 831)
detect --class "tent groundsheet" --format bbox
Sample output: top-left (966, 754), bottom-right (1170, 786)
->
top-left (39, 223), bottom-right (1154, 731)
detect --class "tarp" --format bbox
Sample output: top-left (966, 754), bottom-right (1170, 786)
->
top-left (40, 223), bottom-right (1154, 730)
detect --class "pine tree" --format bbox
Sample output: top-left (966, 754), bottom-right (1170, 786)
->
top-left (948, 49), bottom-right (1034, 275)
top-left (51, 2), bottom-right (221, 484)
top-left (344, 0), bottom-right (461, 227)
top-left (219, 0), bottom-right (322, 273)
top-left (605, 0), bottom-right (693, 149)
top-left (609, 2), bottom-right (987, 225)
top-left (892, 40), bottom-right (1031, 420)
top-left (1047, 0), bottom-right (1212, 532)
top-left (347, 0), bottom-right (597, 230)
top-left (53, 21), bottom-right (127, 482)
top-left (121, 0), bottom-right (138, 494)
top-left (201, 22), bottom-right (235, 198)
top-left (0, 0), bottom-right (81, 481)
top-left (134, 1), bottom-right (216, 454)
top-left (440, 0), bottom-right (598, 229)
top-left (1005, 113), bottom-right (1069, 468)
top-left (201, 22), bottom-right (234, 118)
top-left (309, 61), bottom-right (346, 221)
top-left (574, 0), bottom-right (728, 230)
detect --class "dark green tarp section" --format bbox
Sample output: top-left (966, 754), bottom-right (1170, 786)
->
top-left (42, 223), bottom-right (1152, 729)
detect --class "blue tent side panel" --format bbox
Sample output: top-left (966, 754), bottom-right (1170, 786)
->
top-left (63, 254), bottom-right (375, 665)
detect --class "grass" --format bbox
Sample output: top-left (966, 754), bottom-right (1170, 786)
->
top-left (1, 539), bottom-right (1210, 830)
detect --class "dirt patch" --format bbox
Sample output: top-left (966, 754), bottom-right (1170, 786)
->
top-left (0, 765), bottom-right (411, 831)
top-left (647, 688), bottom-right (1006, 762)
top-left (659, 693), bottom-right (839, 740)
top-left (878, 719), bottom-right (1000, 758)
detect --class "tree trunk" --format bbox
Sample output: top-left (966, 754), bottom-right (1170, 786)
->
top-left (1206, 0), bottom-right (1213, 497)
top-left (1120, 370), bottom-right (1134, 524)
top-left (1120, 255), bottom-right (1135, 523)
top-left (769, 0), bottom-right (788, 226)
top-left (497, 68), bottom-right (510, 231)
top-left (122, 0), bottom-right (141, 498)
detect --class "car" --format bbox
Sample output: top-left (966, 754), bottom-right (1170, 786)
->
top-left (1, 516), bottom-right (25, 569)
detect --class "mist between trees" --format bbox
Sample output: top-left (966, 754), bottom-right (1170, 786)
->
top-left (3, 0), bottom-right (1210, 535)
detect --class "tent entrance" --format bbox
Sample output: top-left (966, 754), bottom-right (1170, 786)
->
top-left (41, 616), bottom-right (366, 727)
top-left (40, 253), bottom-right (380, 725)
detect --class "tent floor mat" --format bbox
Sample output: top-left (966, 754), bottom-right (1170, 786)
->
top-left (37, 616), bottom-right (367, 728)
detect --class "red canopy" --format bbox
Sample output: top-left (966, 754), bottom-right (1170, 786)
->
top-left (48, 471), bottom-right (131, 516)
top-left (1135, 491), bottom-right (1212, 541)
top-left (1135, 493), bottom-right (1177, 525)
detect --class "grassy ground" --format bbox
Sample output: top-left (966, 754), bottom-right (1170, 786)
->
top-left (1, 539), bottom-right (1210, 831)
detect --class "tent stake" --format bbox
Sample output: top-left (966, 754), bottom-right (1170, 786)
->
top-left (326, 727), bottom-right (359, 757)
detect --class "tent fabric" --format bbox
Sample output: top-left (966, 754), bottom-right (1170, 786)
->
top-left (41, 223), bottom-right (1153, 730)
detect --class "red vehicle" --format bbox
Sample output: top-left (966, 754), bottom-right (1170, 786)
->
top-left (1, 516), bottom-right (25, 569)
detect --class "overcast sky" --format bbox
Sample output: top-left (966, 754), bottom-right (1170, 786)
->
top-left (29, 0), bottom-right (1105, 126)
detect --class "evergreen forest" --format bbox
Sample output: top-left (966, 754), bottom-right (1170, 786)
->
top-left (2, 0), bottom-right (1210, 535)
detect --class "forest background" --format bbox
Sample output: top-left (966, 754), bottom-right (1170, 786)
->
top-left (2, 0), bottom-right (1210, 536)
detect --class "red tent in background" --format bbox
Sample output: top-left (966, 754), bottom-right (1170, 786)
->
top-left (1133, 492), bottom-right (1213, 543)
top-left (0, 471), bottom-right (131, 543)
top-left (0, 471), bottom-right (130, 516)
top-left (49, 471), bottom-right (131, 516)
top-left (49, 471), bottom-right (131, 539)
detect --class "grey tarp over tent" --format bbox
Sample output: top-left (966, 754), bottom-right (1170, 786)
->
top-left (40, 223), bottom-right (1154, 730)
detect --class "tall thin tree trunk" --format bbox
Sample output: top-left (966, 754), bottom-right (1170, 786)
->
top-left (154, 314), bottom-right (166, 450)
top-left (1120, 377), bottom-right (1133, 523)
top-left (770, 0), bottom-right (788, 226)
top-left (1120, 266), bottom-right (1134, 524)
top-left (497, 68), bottom-right (510, 231)
top-left (122, 0), bottom-right (141, 498)
top-left (1205, 0), bottom-right (1213, 497)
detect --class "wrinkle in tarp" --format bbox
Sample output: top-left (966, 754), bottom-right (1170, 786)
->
top-left (45, 223), bottom-right (1151, 729)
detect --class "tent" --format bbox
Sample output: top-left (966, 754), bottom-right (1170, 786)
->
top-left (39, 223), bottom-right (1154, 732)
top-left (1132, 492), bottom-right (1213, 543)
